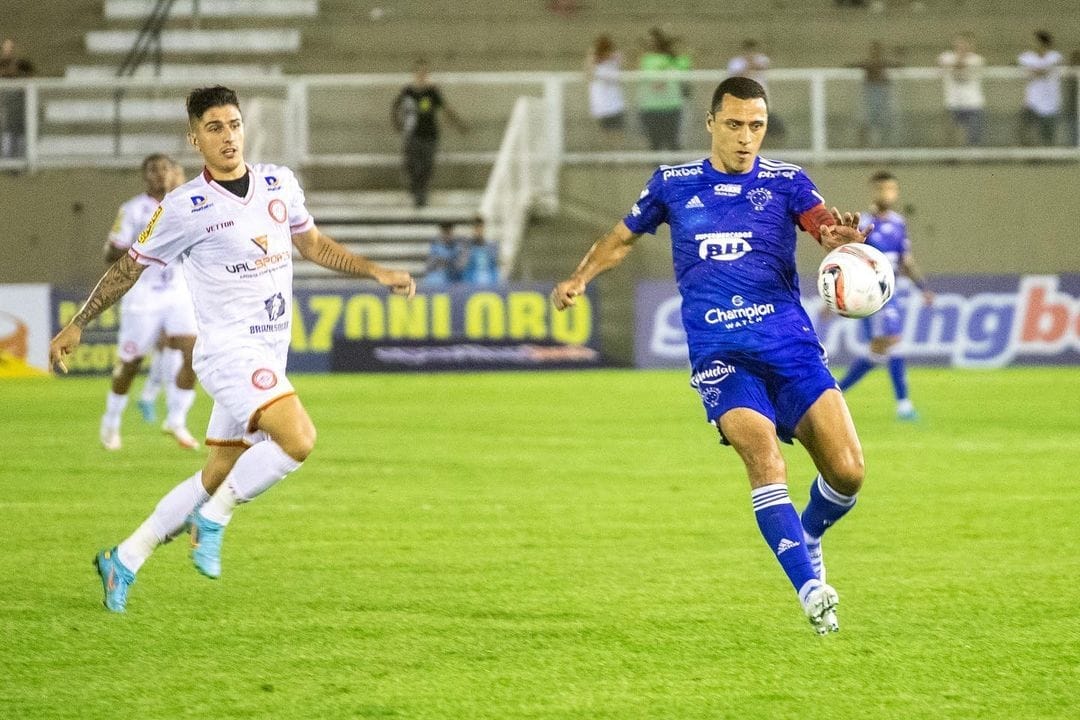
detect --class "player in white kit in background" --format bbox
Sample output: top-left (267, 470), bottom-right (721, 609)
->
top-left (100, 154), bottom-right (200, 451)
top-left (50, 86), bottom-right (416, 612)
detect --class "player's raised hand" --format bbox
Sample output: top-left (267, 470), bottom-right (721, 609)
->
top-left (551, 277), bottom-right (586, 311)
top-left (820, 206), bottom-right (873, 251)
top-left (49, 324), bottom-right (82, 374)
top-left (377, 269), bottom-right (416, 299)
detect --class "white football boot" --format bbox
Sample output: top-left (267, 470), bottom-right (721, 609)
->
top-left (99, 417), bottom-right (122, 451)
top-left (162, 420), bottom-right (199, 450)
top-left (802, 582), bottom-right (840, 635)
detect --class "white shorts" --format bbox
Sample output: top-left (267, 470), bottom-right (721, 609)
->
top-left (198, 350), bottom-right (296, 447)
top-left (116, 297), bottom-right (198, 363)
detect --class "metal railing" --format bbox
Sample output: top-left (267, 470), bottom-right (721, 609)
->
top-left (0, 66), bottom-right (1078, 174)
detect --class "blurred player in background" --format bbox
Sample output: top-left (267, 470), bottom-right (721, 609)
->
top-left (837, 171), bottom-right (933, 420)
top-left (51, 86), bottom-right (416, 613)
top-left (100, 154), bottom-right (199, 451)
top-left (552, 77), bottom-right (871, 635)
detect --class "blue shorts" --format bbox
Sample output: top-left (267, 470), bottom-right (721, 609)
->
top-left (689, 337), bottom-right (838, 444)
top-left (861, 300), bottom-right (903, 339)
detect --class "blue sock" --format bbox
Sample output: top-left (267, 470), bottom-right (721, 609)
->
top-left (838, 356), bottom-right (874, 391)
top-left (887, 356), bottom-right (909, 401)
top-left (800, 474), bottom-right (857, 540)
top-left (752, 484), bottom-right (818, 595)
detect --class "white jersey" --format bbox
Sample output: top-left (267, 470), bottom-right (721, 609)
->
top-left (109, 193), bottom-right (189, 311)
top-left (128, 163), bottom-right (314, 370)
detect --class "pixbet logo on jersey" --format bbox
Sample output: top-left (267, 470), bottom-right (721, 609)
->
top-left (697, 231), bottom-right (753, 261)
top-left (662, 166), bottom-right (702, 181)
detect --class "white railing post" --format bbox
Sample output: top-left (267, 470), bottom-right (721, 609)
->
top-left (809, 74), bottom-right (827, 163)
top-left (285, 80), bottom-right (308, 171)
top-left (540, 76), bottom-right (564, 214)
top-left (24, 82), bottom-right (39, 173)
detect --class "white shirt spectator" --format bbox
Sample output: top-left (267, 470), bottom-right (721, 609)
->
top-left (588, 53), bottom-right (625, 120)
top-left (1018, 49), bottom-right (1063, 117)
top-left (938, 50), bottom-right (986, 110)
top-left (728, 53), bottom-right (770, 90)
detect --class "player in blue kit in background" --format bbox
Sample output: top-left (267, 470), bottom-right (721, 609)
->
top-left (552, 77), bottom-right (873, 635)
top-left (836, 171), bottom-right (934, 420)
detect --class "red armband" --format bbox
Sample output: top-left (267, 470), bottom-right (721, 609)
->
top-left (798, 203), bottom-right (834, 244)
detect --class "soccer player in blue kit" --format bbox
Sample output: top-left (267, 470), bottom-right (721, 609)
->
top-left (552, 77), bottom-right (872, 634)
top-left (837, 171), bottom-right (934, 420)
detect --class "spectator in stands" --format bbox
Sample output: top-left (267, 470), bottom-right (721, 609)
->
top-left (424, 222), bottom-right (462, 287)
top-left (852, 41), bottom-right (900, 147)
top-left (728, 39), bottom-right (786, 141)
top-left (0, 38), bottom-right (34, 159)
top-left (1018, 31), bottom-right (1063, 146)
top-left (938, 34), bottom-right (986, 146)
top-left (637, 28), bottom-right (690, 151)
top-left (585, 35), bottom-right (626, 137)
top-left (392, 59), bottom-right (468, 208)
top-left (460, 216), bottom-right (499, 286)
top-left (1063, 50), bottom-right (1080, 147)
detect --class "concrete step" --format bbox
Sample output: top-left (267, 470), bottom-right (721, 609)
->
top-left (306, 189), bottom-right (483, 208)
top-left (85, 29), bottom-right (301, 54)
top-left (293, 257), bottom-right (426, 278)
top-left (104, 0), bottom-right (318, 20)
top-left (316, 224), bottom-right (440, 242)
top-left (64, 63), bottom-right (283, 80)
top-left (312, 205), bottom-right (480, 224)
top-left (45, 98), bottom-right (186, 125)
top-left (38, 133), bottom-right (191, 156)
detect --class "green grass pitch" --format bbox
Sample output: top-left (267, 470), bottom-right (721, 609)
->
top-left (1, 368), bottom-right (1077, 719)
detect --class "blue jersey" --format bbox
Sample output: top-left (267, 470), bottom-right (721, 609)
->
top-left (860, 209), bottom-right (909, 272)
top-left (623, 156), bottom-right (827, 366)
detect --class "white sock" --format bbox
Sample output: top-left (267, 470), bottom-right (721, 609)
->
top-left (199, 441), bottom-right (303, 526)
top-left (165, 386), bottom-right (196, 428)
top-left (897, 398), bottom-right (915, 414)
top-left (141, 351), bottom-right (165, 403)
top-left (117, 472), bottom-right (210, 572)
top-left (103, 391), bottom-right (128, 428)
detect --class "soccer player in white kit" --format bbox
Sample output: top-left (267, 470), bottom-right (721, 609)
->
top-left (100, 154), bottom-right (200, 451)
top-left (50, 86), bottom-right (416, 612)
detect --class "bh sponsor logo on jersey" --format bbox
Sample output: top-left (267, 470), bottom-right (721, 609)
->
top-left (189, 195), bottom-right (213, 213)
top-left (662, 165), bottom-right (702, 181)
top-left (704, 295), bottom-right (776, 329)
top-left (684, 195), bottom-right (705, 209)
top-left (264, 175), bottom-right (281, 191)
top-left (714, 183), bottom-right (741, 197)
top-left (268, 199), bottom-right (287, 224)
top-left (251, 368), bottom-right (278, 390)
top-left (747, 188), bottom-right (772, 212)
top-left (136, 205), bottom-right (163, 244)
top-left (224, 251), bottom-right (291, 274)
top-left (697, 231), bottom-right (753, 261)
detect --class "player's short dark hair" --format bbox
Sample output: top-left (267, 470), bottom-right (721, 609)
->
top-left (140, 153), bottom-right (175, 173)
top-left (186, 85), bottom-right (240, 123)
top-left (710, 76), bottom-right (768, 113)
top-left (870, 170), bottom-right (897, 183)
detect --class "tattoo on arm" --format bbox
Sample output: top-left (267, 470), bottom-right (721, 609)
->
top-left (312, 234), bottom-right (376, 278)
top-left (72, 254), bottom-right (145, 328)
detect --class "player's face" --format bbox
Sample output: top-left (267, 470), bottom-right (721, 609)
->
top-left (707, 95), bottom-right (768, 174)
top-left (189, 104), bottom-right (245, 179)
top-left (143, 159), bottom-right (174, 198)
top-left (872, 179), bottom-right (900, 210)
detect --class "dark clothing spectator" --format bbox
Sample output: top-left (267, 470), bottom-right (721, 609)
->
top-left (424, 224), bottom-right (462, 287)
top-left (0, 38), bottom-right (34, 159)
top-left (852, 42), bottom-right (899, 147)
top-left (392, 61), bottom-right (466, 208)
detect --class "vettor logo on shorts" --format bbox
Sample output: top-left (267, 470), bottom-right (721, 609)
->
top-left (697, 232), bottom-right (753, 261)
top-left (251, 368), bottom-right (278, 390)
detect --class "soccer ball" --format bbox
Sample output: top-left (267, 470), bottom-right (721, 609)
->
top-left (817, 243), bottom-right (895, 318)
